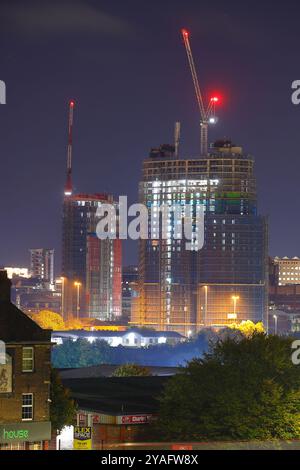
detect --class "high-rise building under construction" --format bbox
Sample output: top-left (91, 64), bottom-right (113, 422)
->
top-left (132, 140), bottom-right (268, 335)
top-left (62, 193), bottom-right (122, 321)
top-left (61, 101), bottom-right (122, 321)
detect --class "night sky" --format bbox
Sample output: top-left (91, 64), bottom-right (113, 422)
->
top-left (1, 0), bottom-right (300, 271)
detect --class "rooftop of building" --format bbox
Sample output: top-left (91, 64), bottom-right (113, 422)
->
top-left (29, 248), bottom-right (54, 252)
top-left (60, 375), bottom-right (169, 415)
top-left (65, 193), bottom-right (112, 202)
top-left (0, 270), bottom-right (51, 343)
top-left (58, 364), bottom-right (179, 379)
top-left (148, 139), bottom-right (253, 161)
top-left (52, 327), bottom-right (185, 339)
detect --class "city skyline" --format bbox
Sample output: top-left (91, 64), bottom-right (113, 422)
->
top-left (2, 1), bottom-right (300, 454)
top-left (1, 0), bottom-right (300, 270)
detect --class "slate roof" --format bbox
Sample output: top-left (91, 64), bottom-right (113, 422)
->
top-left (0, 271), bottom-right (51, 343)
top-left (0, 300), bottom-right (51, 343)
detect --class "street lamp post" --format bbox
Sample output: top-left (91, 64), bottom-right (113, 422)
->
top-left (231, 295), bottom-right (240, 319)
top-left (273, 314), bottom-right (278, 335)
top-left (203, 285), bottom-right (208, 327)
top-left (60, 277), bottom-right (65, 318)
top-left (74, 282), bottom-right (81, 319)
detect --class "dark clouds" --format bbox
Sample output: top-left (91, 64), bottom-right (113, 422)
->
top-left (0, 0), bottom-right (132, 37)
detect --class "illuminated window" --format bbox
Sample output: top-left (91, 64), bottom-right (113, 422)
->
top-left (22, 393), bottom-right (33, 421)
top-left (28, 442), bottom-right (42, 450)
top-left (22, 347), bottom-right (34, 372)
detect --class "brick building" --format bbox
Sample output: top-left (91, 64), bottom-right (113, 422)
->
top-left (0, 271), bottom-right (52, 450)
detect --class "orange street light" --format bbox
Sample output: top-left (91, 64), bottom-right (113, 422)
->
top-left (273, 314), bottom-right (278, 335)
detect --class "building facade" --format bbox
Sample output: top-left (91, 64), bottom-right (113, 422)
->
top-left (4, 267), bottom-right (30, 279)
top-left (271, 256), bottom-right (300, 286)
top-left (0, 271), bottom-right (52, 450)
top-left (122, 266), bottom-right (138, 322)
top-left (52, 327), bottom-right (184, 348)
top-left (29, 249), bottom-right (54, 289)
top-left (133, 140), bottom-right (268, 334)
top-left (62, 193), bottom-right (122, 321)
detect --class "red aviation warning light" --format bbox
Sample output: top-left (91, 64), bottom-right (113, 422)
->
top-left (209, 95), bottom-right (220, 124)
top-left (181, 28), bottom-right (189, 38)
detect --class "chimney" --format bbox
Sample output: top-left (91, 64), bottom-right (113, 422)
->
top-left (0, 270), bottom-right (11, 302)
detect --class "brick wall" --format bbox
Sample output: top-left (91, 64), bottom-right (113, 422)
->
top-left (0, 343), bottom-right (51, 423)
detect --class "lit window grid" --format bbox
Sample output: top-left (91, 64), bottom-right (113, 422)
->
top-left (22, 393), bottom-right (33, 421)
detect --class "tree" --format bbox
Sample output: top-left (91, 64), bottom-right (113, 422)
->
top-left (29, 311), bottom-right (86, 331)
top-left (65, 318), bottom-right (84, 330)
top-left (30, 310), bottom-right (65, 330)
top-left (157, 333), bottom-right (300, 441)
top-left (51, 338), bottom-right (114, 368)
top-left (228, 320), bottom-right (265, 337)
top-left (113, 363), bottom-right (152, 377)
top-left (50, 368), bottom-right (77, 433)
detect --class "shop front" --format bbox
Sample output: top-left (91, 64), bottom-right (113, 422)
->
top-left (0, 422), bottom-right (51, 450)
top-left (78, 411), bottom-right (154, 449)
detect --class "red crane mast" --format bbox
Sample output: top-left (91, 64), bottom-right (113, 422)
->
top-left (64, 100), bottom-right (75, 197)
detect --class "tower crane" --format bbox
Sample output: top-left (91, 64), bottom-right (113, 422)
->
top-left (181, 29), bottom-right (219, 156)
top-left (64, 100), bottom-right (75, 197)
top-left (174, 121), bottom-right (181, 158)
